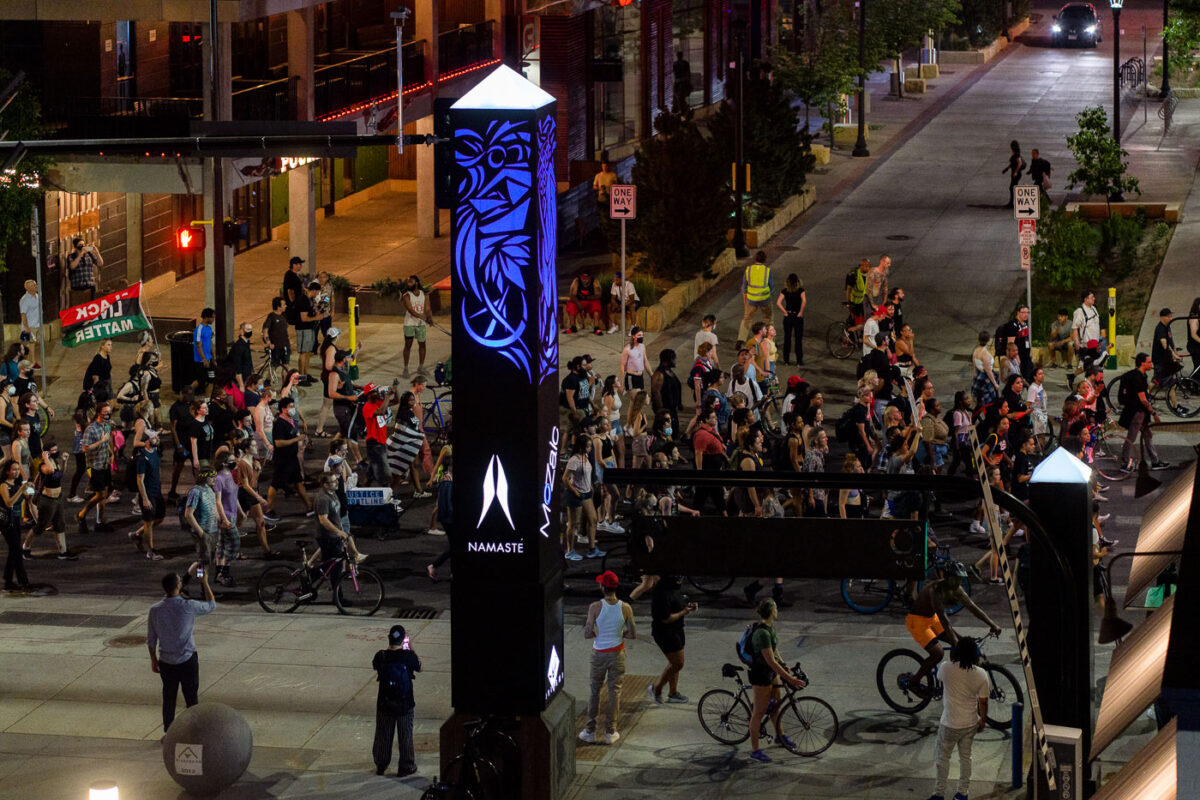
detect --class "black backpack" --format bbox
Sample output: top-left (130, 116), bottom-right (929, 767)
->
top-left (1116, 371), bottom-right (1134, 407)
top-left (834, 407), bottom-right (857, 444)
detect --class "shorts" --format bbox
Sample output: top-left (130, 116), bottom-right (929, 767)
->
top-left (625, 374), bottom-right (645, 391)
top-left (174, 445), bottom-right (189, 464)
top-left (565, 490), bottom-right (592, 509)
top-left (237, 487), bottom-right (258, 509)
top-left (652, 630), bottom-right (685, 655)
top-left (271, 457), bottom-right (300, 489)
top-left (296, 328), bottom-right (316, 352)
top-left (216, 525), bottom-right (241, 563)
top-left (849, 302), bottom-right (866, 325)
top-left (1093, 563), bottom-right (1106, 598)
top-left (140, 493), bottom-right (166, 523)
top-left (749, 663), bottom-right (777, 688)
top-left (403, 324), bottom-right (427, 343)
top-left (727, 489), bottom-right (755, 516)
top-left (270, 346), bottom-right (291, 367)
top-left (565, 299), bottom-right (602, 319)
top-left (905, 613), bottom-right (945, 648)
top-left (89, 468), bottom-right (113, 493)
top-left (334, 403), bottom-right (355, 436)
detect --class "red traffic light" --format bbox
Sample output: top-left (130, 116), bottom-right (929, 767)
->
top-left (176, 226), bottom-right (206, 250)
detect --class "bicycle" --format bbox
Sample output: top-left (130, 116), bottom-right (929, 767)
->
top-left (697, 661), bottom-right (839, 756)
top-left (421, 386), bottom-right (453, 449)
top-left (1105, 362), bottom-right (1200, 419)
top-left (254, 346), bottom-right (285, 390)
top-left (826, 304), bottom-right (862, 360)
top-left (875, 630), bottom-right (1022, 730)
top-left (841, 544), bottom-right (971, 615)
top-left (420, 717), bottom-right (522, 800)
top-left (687, 575), bottom-right (735, 596)
top-left (255, 540), bottom-right (385, 616)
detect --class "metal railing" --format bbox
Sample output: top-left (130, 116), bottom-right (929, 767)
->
top-left (1119, 56), bottom-right (1145, 91)
top-left (1159, 89), bottom-right (1178, 132)
top-left (439, 21), bottom-right (494, 75)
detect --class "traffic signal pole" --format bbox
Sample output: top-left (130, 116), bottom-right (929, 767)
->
top-left (210, 0), bottom-right (229, 351)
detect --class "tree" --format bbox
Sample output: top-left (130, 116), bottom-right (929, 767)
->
top-left (708, 68), bottom-right (815, 210)
top-left (1164, 0), bottom-right (1200, 54)
top-left (0, 68), bottom-right (51, 274)
top-left (628, 111), bottom-right (732, 282)
top-left (869, 0), bottom-right (960, 96)
top-left (1031, 207), bottom-right (1103, 289)
top-left (1065, 106), bottom-right (1140, 213)
top-left (773, 3), bottom-right (861, 147)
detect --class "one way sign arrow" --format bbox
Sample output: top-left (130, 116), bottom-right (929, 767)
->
top-left (1013, 185), bottom-right (1040, 220)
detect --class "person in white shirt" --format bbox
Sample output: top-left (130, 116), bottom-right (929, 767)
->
top-left (694, 314), bottom-right (720, 368)
top-left (18, 280), bottom-right (41, 343)
top-left (1069, 289), bottom-right (1103, 390)
top-left (1027, 367), bottom-right (1048, 438)
top-left (862, 308), bottom-right (884, 358)
top-left (580, 570), bottom-right (636, 745)
top-left (608, 272), bottom-right (640, 334)
top-left (401, 275), bottom-right (432, 377)
top-left (931, 637), bottom-right (989, 800)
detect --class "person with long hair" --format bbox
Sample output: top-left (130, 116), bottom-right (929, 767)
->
top-left (931, 636), bottom-right (990, 800)
top-left (647, 575), bottom-right (696, 705)
top-left (313, 326), bottom-right (346, 436)
top-left (1, 458), bottom-right (33, 590)
top-left (1188, 296), bottom-right (1200, 372)
top-left (387, 390), bottom-right (430, 499)
top-left (562, 434), bottom-right (603, 561)
top-left (1002, 139), bottom-right (1025, 208)
top-left (971, 331), bottom-right (1000, 407)
top-left (775, 273), bottom-right (806, 365)
top-left (600, 375), bottom-right (626, 467)
top-left (625, 390), bottom-right (652, 472)
top-left (839, 453), bottom-right (866, 518)
top-left (31, 441), bottom-right (75, 560)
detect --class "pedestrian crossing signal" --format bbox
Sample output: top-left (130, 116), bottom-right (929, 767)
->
top-left (175, 226), bottom-right (206, 250)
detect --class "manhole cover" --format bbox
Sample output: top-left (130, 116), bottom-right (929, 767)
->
top-left (106, 634), bottom-right (147, 648)
top-left (395, 607), bottom-right (441, 620)
top-left (885, 234), bottom-right (913, 241)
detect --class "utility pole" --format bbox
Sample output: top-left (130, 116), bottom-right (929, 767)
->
top-left (1160, 0), bottom-right (1171, 97)
top-left (1112, 0), bottom-right (1123, 146)
top-left (391, 9), bottom-right (412, 154)
top-left (731, 23), bottom-right (749, 258)
top-left (853, 0), bottom-right (870, 157)
top-left (209, 0), bottom-right (228, 352)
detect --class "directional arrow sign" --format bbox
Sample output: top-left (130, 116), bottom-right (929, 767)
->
top-left (1014, 186), bottom-right (1040, 220)
top-left (610, 185), bottom-right (636, 220)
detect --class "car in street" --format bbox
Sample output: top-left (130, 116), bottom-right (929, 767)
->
top-left (1051, 3), bottom-right (1104, 47)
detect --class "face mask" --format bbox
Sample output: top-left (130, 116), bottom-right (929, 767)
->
top-left (5, 387), bottom-right (13, 396)
top-left (663, 426), bottom-right (673, 436)
top-left (636, 337), bottom-right (644, 344)
top-left (329, 454), bottom-right (344, 465)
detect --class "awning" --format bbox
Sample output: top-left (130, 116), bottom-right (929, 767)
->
top-left (1125, 463), bottom-right (1194, 608)
top-left (1091, 718), bottom-right (1176, 800)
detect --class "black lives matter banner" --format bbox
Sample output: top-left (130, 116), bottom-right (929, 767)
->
top-left (59, 282), bottom-right (151, 348)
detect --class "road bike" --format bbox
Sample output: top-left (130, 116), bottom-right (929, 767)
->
top-left (875, 630), bottom-right (1022, 730)
top-left (255, 540), bottom-right (384, 616)
top-left (697, 661), bottom-right (839, 756)
top-left (841, 544), bottom-right (971, 615)
top-left (254, 346), bottom-right (285, 390)
top-left (421, 386), bottom-right (453, 449)
top-left (420, 717), bottom-right (521, 800)
top-left (1105, 363), bottom-right (1200, 419)
top-left (826, 304), bottom-right (863, 360)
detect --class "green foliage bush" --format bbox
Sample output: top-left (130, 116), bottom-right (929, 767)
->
top-left (1031, 208), bottom-right (1102, 289)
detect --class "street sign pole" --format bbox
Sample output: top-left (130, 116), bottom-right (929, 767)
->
top-left (1017, 214), bottom-right (1037, 334)
top-left (609, 184), bottom-right (637, 341)
top-left (30, 205), bottom-right (47, 394)
top-left (620, 217), bottom-right (626, 340)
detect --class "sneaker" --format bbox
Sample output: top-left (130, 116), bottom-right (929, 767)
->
top-left (585, 548), bottom-right (607, 559)
top-left (1120, 460), bottom-right (1135, 474)
top-left (262, 512), bottom-right (281, 523)
top-left (77, 518), bottom-right (90, 535)
top-left (565, 551), bottom-right (583, 561)
top-left (146, 549), bottom-right (164, 561)
top-left (594, 328), bottom-right (604, 336)
top-left (575, 533), bottom-right (589, 545)
top-left (355, 553), bottom-right (369, 563)
top-left (128, 530), bottom-right (145, 552)
top-left (1099, 536), bottom-right (1119, 548)
top-left (1151, 461), bottom-right (1171, 471)
top-left (749, 749), bottom-right (772, 763)
top-left (666, 693), bottom-right (689, 704)
top-left (1097, 513), bottom-right (1111, 523)
top-left (413, 491), bottom-right (432, 499)
top-left (57, 550), bottom-right (80, 561)
top-left (968, 563), bottom-right (983, 582)
top-left (989, 577), bottom-right (1004, 585)
top-left (426, 528), bottom-right (447, 536)
top-left (396, 767), bottom-right (418, 778)
top-left (563, 327), bottom-right (577, 335)
top-left (604, 731), bottom-right (620, 745)
top-left (1094, 492), bottom-right (1109, 502)
top-left (217, 574), bottom-right (235, 587)
top-left (21, 548), bottom-right (32, 559)
top-left (68, 495), bottom-right (86, 504)
top-left (647, 685), bottom-right (663, 704)
top-left (776, 734), bottom-right (795, 749)
top-left (606, 324), bottom-right (619, 335)
top-left (108, 491), bottom-right (121, 503)
top-left (1096, 483), bottom-right (1110, 491)
top-left (578, 730), bottom-right (597, 744)
top-left (969, 521), bottom-right (986, 535)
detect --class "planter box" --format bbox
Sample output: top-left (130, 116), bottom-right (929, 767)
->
top-left (940, 18), bottom-right (1031, 64)
top-left (810, 144), bottom-right (831, 165)
top-left (344, 288), bottom-right (406, 317)
top-left (833, 123), bottom-right (865, 146)
top-left (1064, 202), bottom-right (1182, 223)
top-left (904, 77), bottom-right (927, 94)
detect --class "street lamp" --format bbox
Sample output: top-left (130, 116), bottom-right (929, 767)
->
top-left (1160, 0), bottom-right (1171, 97)
top-left (731, 22), bottom-right (750, 257)
top-left (853, 0), bottom-right (870, 157)
top-left (1111, 0), bottom-right (1124, 146)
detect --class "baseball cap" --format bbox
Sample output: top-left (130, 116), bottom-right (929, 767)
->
top-left (1160, 307), bottom-right (1173, 317)
top-left (596, 571), bottom-right (619, 589)
top-left (388, 625), bottom-right (407, 645)
top-left (786, 375), bottom-right (804, 390)
top-left (307, 280), bottom-right (321, 291)
top-left (361, 382), bottom-right (379, 395)
top-left (327, 326), bottom-right (341, 339)
top-left (289, 256), bottom-right (305, 265)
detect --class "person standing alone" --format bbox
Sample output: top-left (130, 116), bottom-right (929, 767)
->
top-left (580, 571), bottom-right (636, 746)
top-left (147, 565), bottom-right (217, 733)
top-left (739, 251), bottom-right (773, 342)
top-left (928, 637), bottom-right (989, 800)
top-left (402, 275), bottom-right (432, 377)
top-left (372, 624), bottom-right (422, 777)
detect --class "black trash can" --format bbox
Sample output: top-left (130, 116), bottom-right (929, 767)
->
top-left (167, 330), bottom-right (195, 393)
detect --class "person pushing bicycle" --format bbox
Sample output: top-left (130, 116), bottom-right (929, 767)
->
top-left (902, 566), bottom-right (1001, 698)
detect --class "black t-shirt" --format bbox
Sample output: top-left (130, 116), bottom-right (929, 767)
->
top-left (23, 413), bottom-right (41, 457)
top-left (1002, 319), bottom-right (1032, 362)
top-left (292, 292), bottom-right (315, 331)
top-left (1030, 157), bottom-right (1051, 184)
top-left (283, 271), bottom-right (304, 324)
top-left (1122, 370), bottom-right (1149, 409)
top-left (13, 376), bottom-right (35, 397)
top-left (850, 403), bottom-right (873, 440)
top-left (265, 312), bottom-right (290, 349)
top-left (169, 401), bottom-right (191, 448)
top-left (781, 286), bottom-right (805, 314)
top-left (190, 418), bottom-right (214, 460)
top-left (651, 586), bottom-right (686, 638)
top-left (209, 404), bottom-right (233, 447)
top-left (273, 416), bottom-right (299, 460)
top-left (1152, 322), bottom-right (1175, 368)
top-left (83, 354), bottom-right (112, 391)
top-left (1012, 452), bottom-right (1034, 501)
top-left (562, 372), bottom-right (588, 411)
top-left (373, 648), bottom-right (422, 713)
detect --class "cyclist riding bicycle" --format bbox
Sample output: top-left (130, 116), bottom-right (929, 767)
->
top-left (844, 259), bottom-right (871, 332)
top-left (902, 566), bottom-right (1002, 698)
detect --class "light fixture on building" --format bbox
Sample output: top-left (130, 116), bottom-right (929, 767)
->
top-left (88, 782), bottom-right (119, 800)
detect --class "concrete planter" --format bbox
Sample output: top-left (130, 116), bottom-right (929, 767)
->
top-left (1064, 201), bottom-right (1182, 223)
top-left (1114, 334), bottom-right (1136, 367)
top-left (940, 18), bottom-right (1031, 65)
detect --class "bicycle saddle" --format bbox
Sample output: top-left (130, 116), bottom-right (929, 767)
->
top-left (722, 663), bottom-right (744, 678)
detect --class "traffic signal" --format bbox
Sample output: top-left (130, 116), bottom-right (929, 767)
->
top-left (175, 226), bottom-right (206, 250)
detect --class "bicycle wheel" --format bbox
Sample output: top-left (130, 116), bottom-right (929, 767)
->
top-left (1033, 431), bottom-right (1056, 455)
top-left (256, 564), bottom-right (304, 613)
top-left (826, 321), bottom-right (856, 360)
top-left (983, 664), bottom-right (1024, 730)
top-left (697, 689), bottom-right (751, 745)
top-left (1094, 432), bottom-right (1132, 481)
top-left (334, 567), bottom-right (385, 616)
top-left (472, 729), bottom-right (521, 798)
top-left (688, 576), bottom-right (735, 596)
top-left (778, 696), bottom-right (839, 756)
top-left (841, 578), bottom-right (894, 614)
top-left (876, 649), bottom-right (934, 714)
top-left (442, 753), bottom-right (501, 800)
top-left (1166, 377), bottom-right (1200, 418)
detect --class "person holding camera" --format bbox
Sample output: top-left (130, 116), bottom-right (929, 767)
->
top-left (372, 624), bottom-right (422, 777)
top-left (67, 238), bottom-right (103, 300)
top-left (1, 458), bottom-right (34, 591)
top-left (147, 564), bottom-right (217, 733)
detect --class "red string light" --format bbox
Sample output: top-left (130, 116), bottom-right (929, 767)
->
top-left (316, 58), bottom-right (502, 122)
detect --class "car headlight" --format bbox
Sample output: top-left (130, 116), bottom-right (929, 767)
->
top-left (1085, 25), bottom-right (1097, 33)
top-left (1052, 24), bottom-right (1062, 32)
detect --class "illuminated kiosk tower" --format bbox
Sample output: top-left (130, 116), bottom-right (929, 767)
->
top-left (443, 66), bottom-right (574, 799)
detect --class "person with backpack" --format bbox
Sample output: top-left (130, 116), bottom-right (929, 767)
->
top-left (741, 599), bottom-right (806, 763)
top-left (1118, 354), bottom-right (1169, 473)
top-left (372, 624), bottom-right (422, 777)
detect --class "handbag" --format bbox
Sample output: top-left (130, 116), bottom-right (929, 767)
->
top-left (1041, 175), bottom-right (1053, 190)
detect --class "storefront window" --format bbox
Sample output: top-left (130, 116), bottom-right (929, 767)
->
top-left (671, 0), bottom-right (705, 110)
top-left (594, 5), bottom-right (642, 152)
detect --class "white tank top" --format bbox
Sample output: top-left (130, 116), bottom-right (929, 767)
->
top-left (592, 598), bottom-right (626, 652)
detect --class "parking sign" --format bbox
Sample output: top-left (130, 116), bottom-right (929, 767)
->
top-left (610, 185), bottom-right (636, 220)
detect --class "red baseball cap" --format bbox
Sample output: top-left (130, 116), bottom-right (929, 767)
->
top-left (361, 383), bottom-right (379, 394)
top-left (596, 571), bottom-right (619, 589)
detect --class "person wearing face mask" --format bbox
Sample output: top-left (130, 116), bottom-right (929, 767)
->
top-left (252, 385), bottom-right (276, 462)
top-left (619, 328), bottom-right (648, 392)
top-left (227, 322), bottom-right (256, 392)
top-left (211, 458), bottom-right (242, 586)
top-left (268, 397), bottom-right (312, 516)
top-left (31, 442), bottom-right (76, 560)
top-left (321, 436), bottom-right (367, 564)
top-left (402, 275), bottom-right (432, 377)
top-left (188, 400), bottom-right (215, 474)
top-left (314, 326), bottom-right (347, 436)
top-left (77, 402), bottom-right (115, 535)
top-left (166, 388), bottom-right (195, 501)
top-left (132, 429), bottom-right (167, 561)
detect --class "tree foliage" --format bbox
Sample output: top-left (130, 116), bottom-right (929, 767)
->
top-left (628, 111), bottom-right (733, 282)
top-left (773, 3), bottom-right (861, 142)
top-left (709, 69), bottom-right (814, 209)
top-left (1065, 106), bottom-right (1140, 211)
top-left (1165, 0), bottom-right (1200, 53)
top-left (1031, 207), bottom-right (1103, 289)
top-left (0, 68), bottom-right (51, 273)
top-left (868, 0), bottom-right (960, 60)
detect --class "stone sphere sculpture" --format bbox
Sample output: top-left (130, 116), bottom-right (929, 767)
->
top-left (162, 703), bottom-right (253, 795)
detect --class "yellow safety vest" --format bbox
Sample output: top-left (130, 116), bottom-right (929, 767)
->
top-left (744, 263), bottom-right (771, 303)
top-left (848, 269), bottom-right (868, 303)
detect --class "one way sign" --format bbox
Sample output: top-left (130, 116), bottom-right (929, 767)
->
top-left (1013, 186), bottom-right (1040, 220)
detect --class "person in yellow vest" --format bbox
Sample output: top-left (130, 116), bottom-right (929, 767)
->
top-left (739, 251), bottom-right (773, 342)
top-left (844, 258), bottom-right (871, 334)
